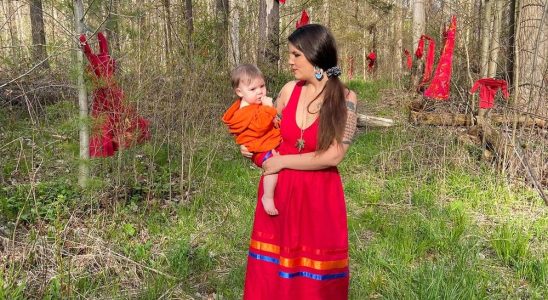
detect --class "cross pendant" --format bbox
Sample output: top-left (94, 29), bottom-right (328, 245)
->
top-left (295, 138), bottom-right (305, 152)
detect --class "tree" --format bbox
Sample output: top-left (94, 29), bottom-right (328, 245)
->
top-left (30, 0), bottom-right (49, 69)
top-left (257, 0), bottom-right (280, 72)
top-left (479, 0), bottom-right (493, 77)
top-left (514, 0), bottom-right (547, 115)
top-left (487, 0), bottom-right (502, 77)
top-left (74, 0), bottom-right (89, 188)
top-left (229, 0), bottom-right (240, 68)
top-left (215, 0), bottom-right (229, 64)
top-left (105, 0), bottom-right (120, 54)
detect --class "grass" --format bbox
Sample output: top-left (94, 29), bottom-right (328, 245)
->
top-left (1, 79), bottom-right (546, 299)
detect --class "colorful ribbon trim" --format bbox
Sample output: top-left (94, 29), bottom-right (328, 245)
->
top-left (278, 271), bottom-right (348, 281)
top-left (249, 252), bottom-right (349, 281)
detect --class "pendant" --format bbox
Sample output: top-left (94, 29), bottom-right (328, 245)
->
top-left (295, 138), bottom-right (305, 152)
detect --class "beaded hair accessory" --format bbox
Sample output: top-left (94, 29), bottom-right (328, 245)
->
top-left (326, 66), bottom-right (342, 78)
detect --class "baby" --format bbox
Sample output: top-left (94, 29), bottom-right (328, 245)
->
top-left (222, 64), bottom-right (282, 215)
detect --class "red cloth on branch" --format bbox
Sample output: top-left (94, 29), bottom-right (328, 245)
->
top-left (80, 33), bottom-right (150, 157)
top-left (424, 16), bottom-right (457, 100)
top-left (366, 51), bottom-right (376, 72)
top-left (470, 78), bottom-right (510, 109)
top-left (279, 0), bottom-right (286, 4)
top-left (415, 35), bottom-right (436, 86)
top-left (404, 49), bottom-right (412, 70)
top-left (296, 10), bottom-right (309, 28)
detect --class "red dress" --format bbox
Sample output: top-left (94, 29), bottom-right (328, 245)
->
top-left (243, 81), bottom-right (349, 299)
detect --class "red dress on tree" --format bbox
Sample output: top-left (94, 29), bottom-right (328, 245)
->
top-left (243, 81), bottom-right (349, 300)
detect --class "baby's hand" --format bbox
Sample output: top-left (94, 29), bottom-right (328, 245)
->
top-left (262, 96), bottom-right (273, 107)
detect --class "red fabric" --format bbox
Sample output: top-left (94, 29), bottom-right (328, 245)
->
top-left (279, 0), bottom-right (286, 3)
top-left (415, 35), bottom-right (436, 86)
top-left (367, 51), bottom-right (376, 72)
top-left (243, 81), bottom-right (349, 299)
top-left (296, 10), bottom-right (309, 28)
top-left (404, 49), bottom-right (412, 70)
top-left (80, 33), bottom-right (150, 157)
top-left (470, 78), bottom-right (510, 109)
top-left (424, 16), bottom-right (457, 100)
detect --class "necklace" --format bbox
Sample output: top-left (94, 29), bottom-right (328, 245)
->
top-left (295, 100), bottom-right (306, 152)
top-left (295, 85), bottom-right (324, 152)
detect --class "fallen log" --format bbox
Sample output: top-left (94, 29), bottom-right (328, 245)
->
top-left (357, 114), bottom-right (395, 127)
top-left (409, 111), bottom-right (546, 128)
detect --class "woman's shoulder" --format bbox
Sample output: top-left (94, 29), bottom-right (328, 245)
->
top-left (277, 80), bottom-right (300, 107)
top-left (280, 80), bottom-right (300, 93)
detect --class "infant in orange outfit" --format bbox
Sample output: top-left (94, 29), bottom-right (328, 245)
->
top-left (222, 64), bottom-right (281, 215)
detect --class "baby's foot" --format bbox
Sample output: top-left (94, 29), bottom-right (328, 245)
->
top-left (261, 195), bottom-right (279, 216)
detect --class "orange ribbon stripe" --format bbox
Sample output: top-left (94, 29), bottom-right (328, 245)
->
top-left (279, 257), bottom-right (348, 270)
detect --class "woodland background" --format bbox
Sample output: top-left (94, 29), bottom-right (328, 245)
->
top-left (0, 0), bottom-right (547, 299)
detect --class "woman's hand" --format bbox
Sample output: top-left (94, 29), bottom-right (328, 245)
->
top-left (263, 155), bottom-right (285, 175)
top-left (240, 145), bottom-right (252, 158)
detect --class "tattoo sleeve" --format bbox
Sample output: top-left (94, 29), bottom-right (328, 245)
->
top-left (342, 100), bottom-right (357, 144)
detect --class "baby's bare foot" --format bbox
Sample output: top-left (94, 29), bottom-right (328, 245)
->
top-left (261, 195), bottom-right (278, 216)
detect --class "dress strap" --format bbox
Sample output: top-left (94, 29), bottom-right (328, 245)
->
top-left (284, 81), bottom-right (305, 118)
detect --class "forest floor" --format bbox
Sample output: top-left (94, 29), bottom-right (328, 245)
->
top-left (1, 79), bottom-right (546, 299)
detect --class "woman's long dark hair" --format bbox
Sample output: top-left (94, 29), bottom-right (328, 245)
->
top-left (288, 24), bottom-right (347, 152)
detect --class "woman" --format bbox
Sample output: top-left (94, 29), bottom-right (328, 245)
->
top-left (242, 24), bottom-right (358, 299)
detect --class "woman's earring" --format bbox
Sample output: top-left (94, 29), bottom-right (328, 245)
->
top-left (314, 66), bottom-right (323, 80)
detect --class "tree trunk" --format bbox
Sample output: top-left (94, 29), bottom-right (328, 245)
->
top-left (229, 0), bottom-right (240, 68)
top-left (29, 0), bottom-right (49, 69)
top-left (106, 0), bottom-right (120, 53)
top-left (184, 0), bottom-right (194, 40)
top-left (74, 0), bottom-right (89, 188)
top-left (480, 0), bottom-right (493, 78)
top-left (487, 0), bottom-right (502, 77)
top-left (257, 0), bottom-right (279, 72)
top-left (162, 0), bottom-right (172, 63)
top-left (411, 0), bottom-right (425, 88)
top-left (515, 0), bottom-right (548, 116)
top-left (6, 0), bottom-right (20, 61)
top-left (216, 0), bottom-right (228, 64)
top-left (394, 4), bottom-right (403, 75)
top-left (412, 0), bottom-right (425, 52)
top-left (507, 0), bottom-right (517, 86)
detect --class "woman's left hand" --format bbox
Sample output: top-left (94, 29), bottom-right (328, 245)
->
top-left (263, 155), bottom-right (284, 175)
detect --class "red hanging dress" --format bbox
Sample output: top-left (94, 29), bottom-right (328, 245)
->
top-left (243, 81), bottom-right (349, 300)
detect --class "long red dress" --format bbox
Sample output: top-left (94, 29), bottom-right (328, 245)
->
top-left (243, 81), bottom-right (349, 299)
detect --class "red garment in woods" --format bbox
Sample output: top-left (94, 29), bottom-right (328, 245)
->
top-left (296, 10), bottom-right (309, 28)
top-left (415, 35), bottom-right (436, 86)
top-left (470, 78), bottom-right (510, 109)
top-left (80, 33), bottom-right (150, 157)
top-left (243, 81), bottom-right (349, 299)
top-left (424, 16), bottom-right (457, 100)
top-left (279, 0), bottom-right (286, 3)
top-left (367, 51), bottom-right (377, 72)
top-left (404, 49), bottom-right (412, 70)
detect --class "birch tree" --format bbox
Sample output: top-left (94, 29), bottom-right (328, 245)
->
top-left (74, 0), bottom-right (89, 187)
